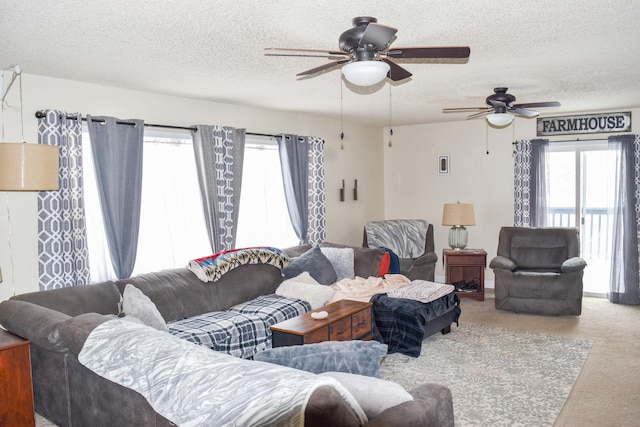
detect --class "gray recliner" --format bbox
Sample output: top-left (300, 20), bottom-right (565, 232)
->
top-left (490, 227), bottom-right (586, 316)
top-left (363, 219), bottom-right (437, 281)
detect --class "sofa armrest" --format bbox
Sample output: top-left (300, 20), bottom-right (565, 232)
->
top-left (561, 257), bottom-right (587, 273)
top-left (489, 256), bottom-right (518, 271)
top-left (366, 383), bottom-right (454, 427)
top-left (0, 299), bottom-right (71, 352)
top-left (57, 313), bottom-right (112, 355)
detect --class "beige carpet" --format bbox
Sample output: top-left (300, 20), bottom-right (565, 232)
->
top-left (36, 292), bottom-right (640, 426)
top-left (458, 291), bottom-right (640, 427)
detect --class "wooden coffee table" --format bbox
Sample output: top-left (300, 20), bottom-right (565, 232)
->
top-left (270, 299), bottom-right (373, 347)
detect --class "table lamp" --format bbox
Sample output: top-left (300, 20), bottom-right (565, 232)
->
top-left (442, 202), bottom-right (475, 250)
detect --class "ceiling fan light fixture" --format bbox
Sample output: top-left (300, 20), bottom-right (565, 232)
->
top-left (486, 112), bottom-right (514, 127)
top-left (342, 60), bottom-right (390, 86)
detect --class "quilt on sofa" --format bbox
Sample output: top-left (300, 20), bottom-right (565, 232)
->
top-left (80, 319), bottom-right (366, 427)
top-left (169, 294), bottom-right (310, 358)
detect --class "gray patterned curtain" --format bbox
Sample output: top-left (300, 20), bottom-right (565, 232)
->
top-left (607, 134), bottom-right (640, 305)
top-left (277, 134), bottom-right (325, 245)
top-left (191, 125), bottom-right (246, 252)
top-left (87, 116), bottom-right (144, 279)
top-left (37, 110), bottom-right (90, 289)
top-left (513, 139), bottom-right (549, 227)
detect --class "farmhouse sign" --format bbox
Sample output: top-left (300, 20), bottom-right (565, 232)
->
top-left (537, 112), bottom-right (631, 136)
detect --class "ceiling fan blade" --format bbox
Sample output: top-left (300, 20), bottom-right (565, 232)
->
top-left (360, 23), bottom-right (397, 49)
top-left (513, 101), bottom-right (561, 109)
top-left (443, 107), bottom-right (490, 113)
top-left (381, 58), bottom-right (412, 81)
top-left (467, 109), bottom-right (493, 120)
top-left (511, 108), bottom-right (540, 118)
top-left (265, 47), bottom-right (347, 56)
top-left (296, 59), bottom-right (351, 76)
top-left (386, 46), bottom-right (470, 59)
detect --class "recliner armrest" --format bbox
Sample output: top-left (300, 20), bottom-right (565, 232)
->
top-left (489, 256), bottom-right (517, 271)
top-left (561, 257), bottom-right (587, 273)
top-left (411, 252), bottom-right (438, 266)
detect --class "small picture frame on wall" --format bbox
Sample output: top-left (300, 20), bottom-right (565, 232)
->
top-left (438, 155), bottom-right (449, 174)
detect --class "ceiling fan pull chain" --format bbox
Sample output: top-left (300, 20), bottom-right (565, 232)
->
top-left (388, 85), bottom-right (393, 147)
top-left (340, 78), bottom-right (345, 149)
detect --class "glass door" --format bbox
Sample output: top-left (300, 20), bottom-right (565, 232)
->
top-left (548, 141), bottom-right (613, 294)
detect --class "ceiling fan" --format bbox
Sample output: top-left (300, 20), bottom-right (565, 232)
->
top-left (443, 87), bottom-right (561, 127)
top-left (265, 16), bottom-right (471, 86)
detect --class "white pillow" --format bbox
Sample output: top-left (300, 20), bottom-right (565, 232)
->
top-left (276, 272), bottom-right (334, 309)
top-left (320, 247), bottom-right (355, 280)
top-left (122, 284), bottom-right (168, 331)
top-left (320, 371), bottom-right (414, 419)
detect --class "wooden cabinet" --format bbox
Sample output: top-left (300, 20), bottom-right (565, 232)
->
top-left (0, 329), bottom-right (35, 427)
top-left (271, 300), bottom-right (373, 347)
top-left (444, 249), bottom-right (487, 301)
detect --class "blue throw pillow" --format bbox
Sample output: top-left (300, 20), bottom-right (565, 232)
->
top-left (282, 245), bottom-right (337, 285)
top-left (253, 340), bottom-right (388, 377)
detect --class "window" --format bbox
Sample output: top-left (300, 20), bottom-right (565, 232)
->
top-left (83, 130), bottom-right (297, 282)
top-left (235, 139), bottom-right (298, 248)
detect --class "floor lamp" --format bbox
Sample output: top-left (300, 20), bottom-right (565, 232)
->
top-left (1, 65), bottom-right (59, 295)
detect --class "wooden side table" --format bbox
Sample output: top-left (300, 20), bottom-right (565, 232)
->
top-left (0, 329), bottom-right (35, 427)
top-left (443, 249), bottom-right (487, 301)
top-left (270, 300), bottom-right (373, 347)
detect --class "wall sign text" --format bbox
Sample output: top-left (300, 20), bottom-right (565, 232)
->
top-left (537, 112), bottom-right (631, 136)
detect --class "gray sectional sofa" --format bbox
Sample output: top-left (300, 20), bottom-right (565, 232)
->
top-left (0, 246), bottom-right (455, 427)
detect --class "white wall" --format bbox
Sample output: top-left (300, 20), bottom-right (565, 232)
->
top-left (383, 109), bottom-right (640, 285)
top-left (2, 72), bottom-right (637, 300)
top-left (0, 74), bottom-right (385, 300)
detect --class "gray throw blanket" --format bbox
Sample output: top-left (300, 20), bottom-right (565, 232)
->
top-left (365, 219), bottom-right (428, 258)
top-left (78, 319), bottom-right (366, 426)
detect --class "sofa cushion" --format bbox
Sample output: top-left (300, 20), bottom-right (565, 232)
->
top-left (320, 247), bottom-right (355, 280)
top-left (252, 340), bottom-right (388, 377)
top-left (122, 284), bottom-right (168, 331)
top-left (282, 245), bottom-right (337, 285)
top-left (275, 272), bottom-right (334, 309)
top-left (169, 311), bottom-right (270, 359)
top-left (227, 294), bottom-right (311, 326)
top-left (320, 371), bottom-right (414, 419)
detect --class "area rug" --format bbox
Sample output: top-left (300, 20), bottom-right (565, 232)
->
top-left (379, 323), bottom-right (592, 427)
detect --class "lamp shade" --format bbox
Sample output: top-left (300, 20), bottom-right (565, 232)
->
top-left (0, 143), bottom-right (59, 191)
top-left (342, 61), bottom-right (390, 86)
top-left (486, 113), bottom-right (514, 127)
top-left (442, 203), bottom-right (475, 226)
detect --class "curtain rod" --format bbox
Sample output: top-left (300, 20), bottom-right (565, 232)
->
top-left (34, 111), bottom-right (278, 138)
top-left (512, 137), bottom-right (610, 145)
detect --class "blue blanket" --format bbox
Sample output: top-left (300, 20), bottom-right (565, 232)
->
top-left (370, 292), bottom-right (460, 357)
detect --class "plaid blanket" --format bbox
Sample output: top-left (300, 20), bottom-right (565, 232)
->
top-left (227, 294), bottom-right (311, 327)
top-left (370, 292), bottom-right (460, 357)
top-left (169, 295), bottom-right (310, 359)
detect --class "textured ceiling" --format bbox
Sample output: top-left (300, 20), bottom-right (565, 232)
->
top-left (2, 1), bottom-right (640, 127)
